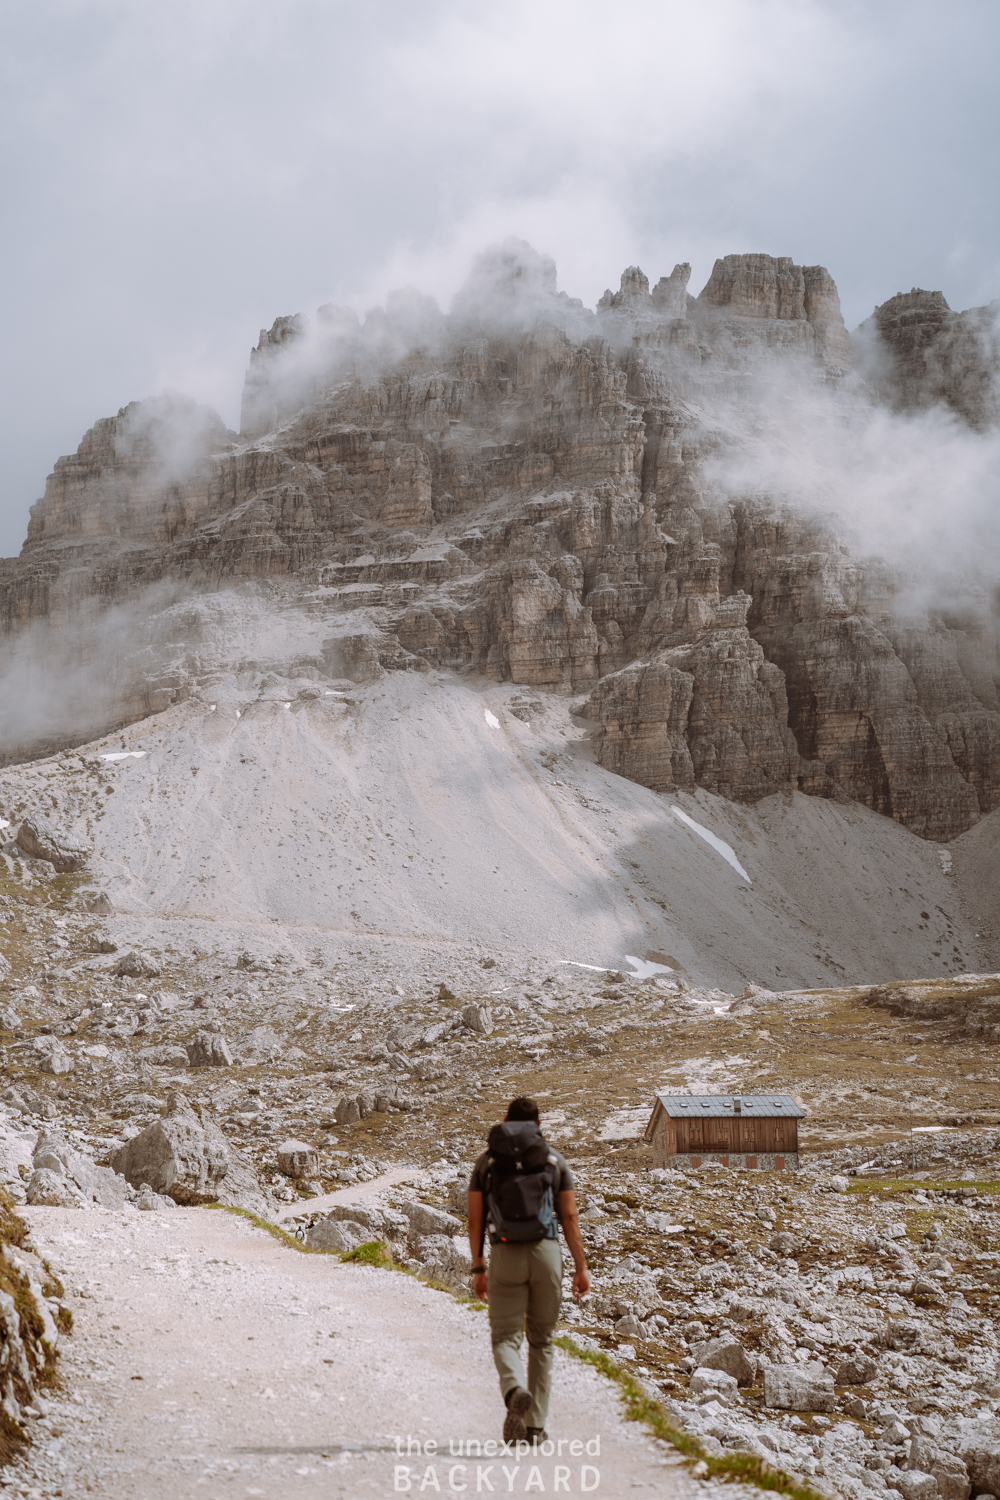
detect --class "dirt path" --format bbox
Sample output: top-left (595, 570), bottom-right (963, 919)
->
top-left (17, 1207), bottom-right (718, 1500)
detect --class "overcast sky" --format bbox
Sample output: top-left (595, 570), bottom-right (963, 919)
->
top-left (1, 0), bottom-right (998, 556)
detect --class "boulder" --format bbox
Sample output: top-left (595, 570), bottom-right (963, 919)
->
top-left (690, 1336), bottom-right (755, 1386)
top-left (461, 1003), bottom-right (493, 1035)
top-left (112, 950), bottom-right (161, 979)
top-left (690, 1367), bottom-right (739, 1399)
top-left (333, 1095), bottom-right (361, 1125)
top-left (413, 1233), bottom-right (473, 1290)
top-left (31, 1039), bottom-right (72, 1076)
top-left (306, 1218), bottom-right (368, 1253)
top-left (186, 1029), bottom-right (234, 1067)
top-left (321, 1204), bottom-right (408, 1244)
top-left (15, 814), bottom-right (90, 872)
top-left (32, 1129), bottom-right (130, 1208)
top-left (885, 1474), bottom-right (939, 1500)
top-left (762, 1362), bottom-right (836, 1412)
top-left (955, 1427), bottom-right (1000, 1498)
top-left (395, 1198), bottom-right (462, 1238)
top-left (109, 1092), bottom-right (228, 1203)
top-left (768, 1230), bottom-right (796, 1256)
top-left (210, 1143), bottom-right (271, 1217)
top-left (26, 1167), bottom-right (83, 1207)
top-left (136, 1185), bottom-right (176, 1211)
top-left (907, 1437), bottom-right (971, 1500)
top-left (143, 1045), bottom-right (190, 1068)
top-left (277, 1140), bottom-right (319, 1178)
top-left (835, 1352), bottom-right (878, 1385)
top-left (615, 1313), bottom-right (643, 1339)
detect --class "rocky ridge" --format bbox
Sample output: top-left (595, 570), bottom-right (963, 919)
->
top-left (1, 245), bottom-right (998, 842)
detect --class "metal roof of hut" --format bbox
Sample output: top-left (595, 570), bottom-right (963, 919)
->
top-left (644, 1092), bottom-right (803, 1140)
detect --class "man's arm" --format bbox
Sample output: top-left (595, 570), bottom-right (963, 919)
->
top-left (558, 1189), bottom-right (591, 1298)
top-left (468, 1189), bottom-right (489, 1303)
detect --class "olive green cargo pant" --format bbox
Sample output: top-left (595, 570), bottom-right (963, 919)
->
top-left (487, 1237), bottom-right (563, 1431)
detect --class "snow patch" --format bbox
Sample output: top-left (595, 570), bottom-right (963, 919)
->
top-left (671, 806), bottom-right (751, 882)
top-left (484, 710), bottom-right (500, 728)
top-left (623, 955), bottom-right (675, 980)
top-left (100, 752), bottom-right (146, 762)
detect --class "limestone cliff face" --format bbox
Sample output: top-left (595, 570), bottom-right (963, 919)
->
top-left (860, 288), bottom-right (1000, 431)
top-left (2, 243), bottom-right (999, 840)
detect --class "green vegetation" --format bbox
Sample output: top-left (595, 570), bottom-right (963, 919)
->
top-left (847, 1179), bottom-right (1000, 1197)
top-left (341, 1240), bottom-right (393, 1267)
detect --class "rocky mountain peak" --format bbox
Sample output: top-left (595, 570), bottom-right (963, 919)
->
top-left (2, 244), bottom-right (998, 843)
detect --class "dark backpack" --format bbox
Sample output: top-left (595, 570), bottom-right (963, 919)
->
top-left (483, 1122), bottom-right (560, 1243)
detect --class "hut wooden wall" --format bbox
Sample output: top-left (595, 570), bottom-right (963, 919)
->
top-left (673, 1117), bottom-right (797, 1155)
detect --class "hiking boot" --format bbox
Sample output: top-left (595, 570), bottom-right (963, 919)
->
top-left (526, 1427), bottom-right (548, 1445)
top-left (502, 1387), bottom-right (531, 1444)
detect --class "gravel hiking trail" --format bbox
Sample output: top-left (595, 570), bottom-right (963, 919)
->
top-left (20, 1207), bottom-right (716, 1500)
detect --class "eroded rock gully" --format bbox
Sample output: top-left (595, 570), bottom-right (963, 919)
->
top-left (2, 245), bottom-right (998, 840)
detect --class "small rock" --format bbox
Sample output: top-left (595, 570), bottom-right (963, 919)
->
top-left (186, 1030), bottom-right (234, 1067)
top-left (768, 1230), bottom-right (796, 1256)
top-left (437, 983), bottom-right (457, 1000)
top-left (79, 890), bottom-right (114, 914)
top-left (615, 1313), bottom-right (643, 1339)
top-left (756, 1206), bottom-right (776, 1224)
top-left (136, 1185), bottom-right (176, 1211)
top-left (830, 1175), bottom-right (849, 1193)
top-left (277, 1140), bottom-right (319, 1178)
top-left (87, 937), bottom-right (118, 954)
top-left (31, 1038), bottom-right (73, 1076)
top-left (333, 1095), bottom-right (361, 1125)
top-left (835, 1353), bottom-right (878, 1385)
top-left (461, 1003), bottom-right (493, 1035)
top-left (112, 950), bottom-right (161, 979)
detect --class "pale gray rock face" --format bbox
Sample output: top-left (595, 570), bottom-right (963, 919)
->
top-left (15, 813), bottom-right (90, 872)
top-left (109, 1094), bottom-right (228, 1204)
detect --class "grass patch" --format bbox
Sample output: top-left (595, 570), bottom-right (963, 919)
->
top-left (554, 1337), bottom-right (827, 1499)
top-left (847, 1179), bottom-right (1000, 1196)
top-left (341, 1240), bottom-right (393, 1268)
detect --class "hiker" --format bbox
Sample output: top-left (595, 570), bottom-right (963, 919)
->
top-left (468, 1095), bottom-right (591, 1444)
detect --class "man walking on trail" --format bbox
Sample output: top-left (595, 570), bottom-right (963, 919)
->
top-left (468, 1095), bottom-right (591, 1444)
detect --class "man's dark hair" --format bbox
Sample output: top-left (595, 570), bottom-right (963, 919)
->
top-left (505, 1095), bottom-right (540, 1122)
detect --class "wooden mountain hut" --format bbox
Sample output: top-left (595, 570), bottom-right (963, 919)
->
top-left (643, 1093), bottom-right (803, 1171)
